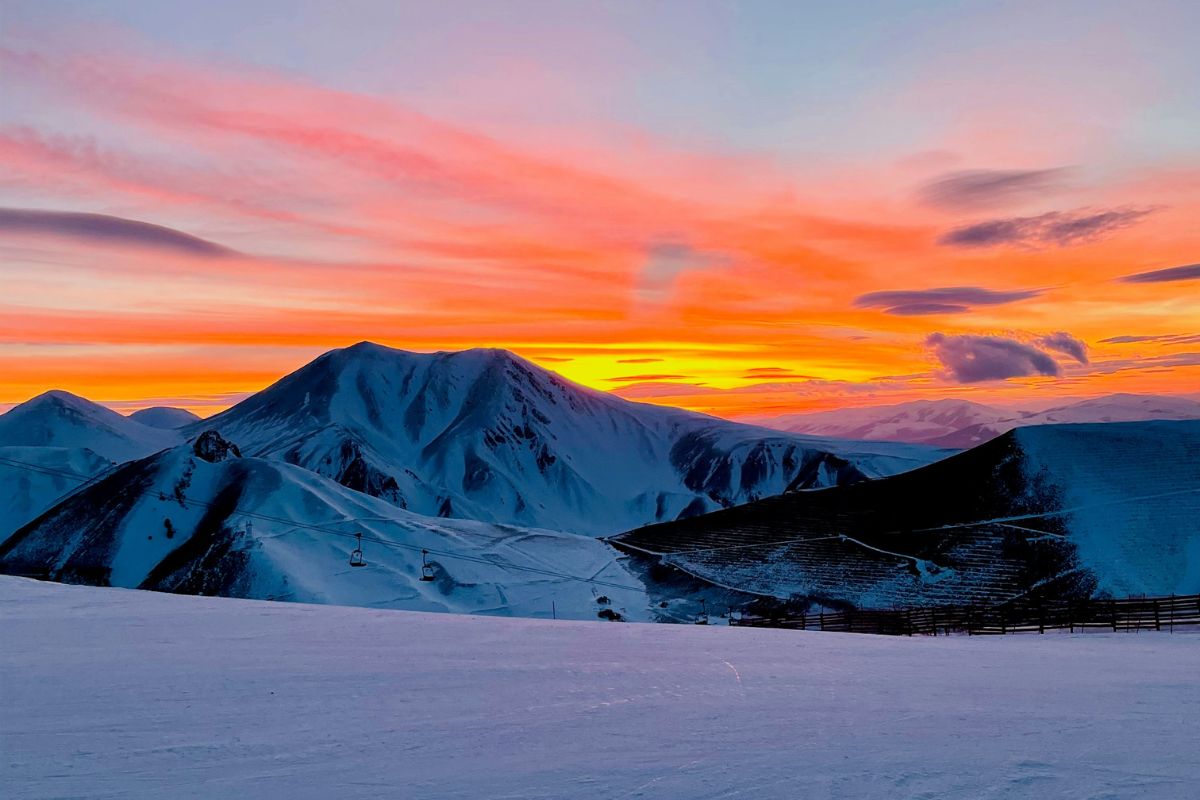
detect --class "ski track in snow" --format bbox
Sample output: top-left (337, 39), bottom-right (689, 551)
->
top-left (3, 577), bottom-right (1198, 800)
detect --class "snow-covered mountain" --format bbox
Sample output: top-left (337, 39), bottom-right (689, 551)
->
top-left (0, 391), bottom-right (181, 463)
top-left (612, 419), bottom-right (1200, 606)
top-left (762, 399), bottom-right (1010, 444)
top-left (1022, 392), bottom-right (1200, 424)
top-left (0, 446), bottom-right (113, 545)
top-left (0, 433), bottom-right (650, 620)
top-left (190, 342), bottom-right (941, 535)
top-left (763, 393), bottom-right (1200, 450)
top-left (922, 393), bottom-right (1200, 449)
top-left (129, 406), bottom-right (202, 429)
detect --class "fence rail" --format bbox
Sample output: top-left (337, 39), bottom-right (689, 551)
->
top-left (728, 593), bottom-right (1200, 636)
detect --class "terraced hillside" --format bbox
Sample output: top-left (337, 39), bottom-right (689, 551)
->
top-left (608, 420), bottom-right (1200, 609)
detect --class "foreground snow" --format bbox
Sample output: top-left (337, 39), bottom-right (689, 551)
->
top-left (3, 578), bottom-right (1197, 800)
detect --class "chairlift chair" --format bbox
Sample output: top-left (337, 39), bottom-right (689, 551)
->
top-left (349, 532), bottom-right (366, 568)
top-left (419, 548), bottom-right (435, 581)
top-left (696, 598), bottom-right (709, 625)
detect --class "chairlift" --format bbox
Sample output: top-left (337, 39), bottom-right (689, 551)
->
top-left (349, 532), bottom-right (366, 568)
top-left (696, 598), bottom-right (709, 625)
top-left (419, 548), bottom-right (435, 582)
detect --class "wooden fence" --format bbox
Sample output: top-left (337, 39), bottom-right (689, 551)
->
top-left (728, 592), bottom-right (1200, 636)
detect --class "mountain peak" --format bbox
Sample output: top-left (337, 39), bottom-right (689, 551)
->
top-left (341, 340), bottom-right (395, 356)
top-left (21, 389), bottom-right (107, 414)
top-left (130, 406), bottom-right (203, 429)
top-left (197, 341), bottom-right (940, 533)
top-left (0, 389), bottom-right (181, 463)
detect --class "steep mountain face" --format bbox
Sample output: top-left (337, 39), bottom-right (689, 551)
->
top-left (129, 406), bottom-right (203, 429)
top-left (610, 420), bottom-right (1200, 607)
top-left (0, 446), bottom-right (113, 544)
top-left (0, 391), bottom-right (180, 463)
top-left (766, 393), bottom-right (1200, 450)
top-left (191, 342), bottom-right (942, 535)
top-left (0, 441), bottom-right (651, 620)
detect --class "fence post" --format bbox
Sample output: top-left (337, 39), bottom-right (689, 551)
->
top-left (1111, 599), bottom-right (1118, 632)
top-left (819, 611), bottom-right (824, 631)
top-left (1039, 604), bottom-right (1045, 635)
top-left (1153, 599), bottom-right (1160, 631)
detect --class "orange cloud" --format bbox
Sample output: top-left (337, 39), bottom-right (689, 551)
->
top-left (0, 33), bottom-right (1197, 418)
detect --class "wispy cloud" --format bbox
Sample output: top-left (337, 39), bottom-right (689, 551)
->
top-left (739, 367), bottom-right (814, 380)
top-left (0, 207), bottom-right (237, 257)
top-left (1100, 333), bottom-right (1200, 345)
top-left (917, 167), bottom-right (1072, 211)
top-left (939, 207), bottom-right (1154, 248)
top-left (855, 286), bottom-right (1040, 316)
top-left (1117, 263), bottom-right (1200, 284)
top-left (1037, 332), bottom-right (1089, 364)
top-left (605, 373), bottom-right (691, 382)
top-left (638, 242), bottom-right (725, 303)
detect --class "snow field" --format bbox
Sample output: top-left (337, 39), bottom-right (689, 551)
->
top-left (3, 577), bottom-right (1197, 800)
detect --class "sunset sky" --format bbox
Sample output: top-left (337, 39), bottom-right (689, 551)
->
top-left (1, 1), bottom-right (1197, 419)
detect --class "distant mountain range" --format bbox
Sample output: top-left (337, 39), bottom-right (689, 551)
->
top-left (611, 419), bottom-right (1200, 607)
top-left (0, 345), bottom-right (942, 542)
top-left (759, 394), bottom-right (1200, 449)
top-left (1, 342), bottom-right (1195, 619)
top-left (0, 343), bottom-right (946, 619)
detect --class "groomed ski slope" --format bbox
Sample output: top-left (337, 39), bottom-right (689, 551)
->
top-left (3, 578), bottom-right (1197, 800)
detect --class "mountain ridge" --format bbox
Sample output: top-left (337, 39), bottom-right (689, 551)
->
top-left (187, 341), bottom-right (941, 535)
top-left (610, 419), bottom-right (1200, 607)
top-left (760, 394), bottom-right (1200, 448)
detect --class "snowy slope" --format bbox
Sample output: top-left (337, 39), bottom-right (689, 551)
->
top-left (193, 342), bottom-right (942, 535)
top-left (4, 577), bottom-right (1198, 800)
top-left (0, 435), bottom-right (650, 620)
top-left (1013, 421), bottom-right (1200, 596)
top-left (0, 390), bottom-right (180, 462)
top-left (129, 406), bottom-right (203, 429)
top-left (613, 420), bottom-right (1200, 606)
top-left (0, 446), bottom-right (112, 545)
top-left (1021, 392), bottom-right (1200, 425)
